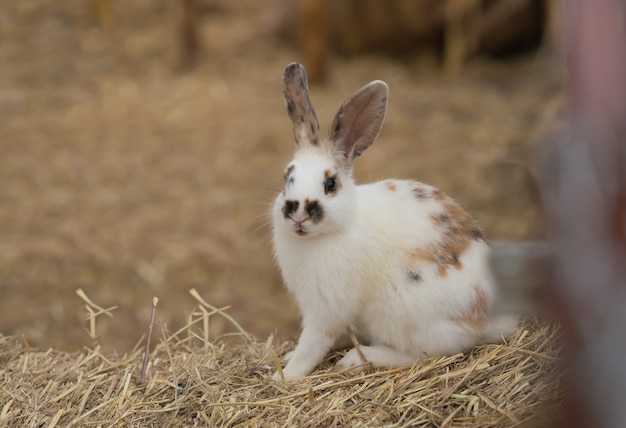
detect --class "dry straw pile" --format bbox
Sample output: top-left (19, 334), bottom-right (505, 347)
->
top-left (0, 291), bottom-right (562, 427)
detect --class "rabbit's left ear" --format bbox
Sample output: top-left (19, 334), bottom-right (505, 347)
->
top-left (328, 80), bottom-right (388, 165)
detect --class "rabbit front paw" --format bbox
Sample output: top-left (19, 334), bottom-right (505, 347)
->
top-left (335, 348), bottom-right (370, 370)
top-left (271, 363), bottom-right (308, 382)
top-left (335, 345), bottom-right (416, 371)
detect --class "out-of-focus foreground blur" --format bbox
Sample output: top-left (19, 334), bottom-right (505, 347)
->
top-left (0, 0), bottom-right (559, 352)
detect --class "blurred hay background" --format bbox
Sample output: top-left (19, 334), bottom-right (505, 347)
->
top-left (0, 0), bottom-right (560, 352)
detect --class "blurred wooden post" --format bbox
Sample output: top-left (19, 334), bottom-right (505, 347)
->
top-left (299, 0), bottom-right (328, 83)
top-left (540, 0), bottom-right (566, 78)
top-left (443, 0), bottom-right (481, 76)
top-left (545, 0), bottom-right (626, 426)
top-left (179, 0), bottom-right (201, 70)
top-left (444, 0), bottom-right (542, 75)
top-left (92, 0), bottom-right (114, 29)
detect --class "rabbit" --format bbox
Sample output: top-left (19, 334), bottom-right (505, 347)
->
top-left (271, 62), bottom-right (518, 381)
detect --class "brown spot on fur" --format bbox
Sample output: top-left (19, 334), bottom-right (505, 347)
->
top-left (325, 328), bottom-right (336, 339)
top-left (438, 197), bottom-right (485, 252)
top-left (386, 181), bottom-right (397, 191)
top-left (407, 271), bottom-right (421, 282)
top-left (407, 247), bottom-right (435, 263)
top-left (456, 282), bottom-right (489, 329)
top-left (413, 186), bottom-right (428, 200)
top-left (409, 194), bottom-right (486, 277)
top-left (429, 212), bottom-right (450, 226)
top-left (407, 245), bottom-right (451, 276)
top-left (407, 243), bottom-right (461, 277)
top-left (413, 183), bottom-right (446, 201)
top-left (432, 189), bottom-right (444, 200)
top-left (433, 204), bottom-right (470, 274)
top-left (469, 227), bottom-right (484, 241)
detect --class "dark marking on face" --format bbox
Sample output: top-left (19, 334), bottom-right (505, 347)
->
top-left (282, 200), bottom-right (299, 218)
top-left (407, 271), bottom-right (422, 282)
top-left (310, 123), bottom-right (317, 136)
top-left (306, 200), bottom-right (324, 223)
top-left (323, 169), bottom-right (341, 196)
top-left (286, 101), bottom-right (295, 117)
top-left (284, 164), bottom-right (295, 185)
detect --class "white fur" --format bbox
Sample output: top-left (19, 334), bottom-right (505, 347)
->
top-left (273, 174), bottom-right (517, 379)
top-left (272, 64), bottom-right (517, 381)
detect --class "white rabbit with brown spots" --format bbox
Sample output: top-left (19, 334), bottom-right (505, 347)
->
top-left (272, 62), bottom-right (518, 381)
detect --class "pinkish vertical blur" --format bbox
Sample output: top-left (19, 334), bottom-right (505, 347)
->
top-left (547, 0), bottom-right (626, 426)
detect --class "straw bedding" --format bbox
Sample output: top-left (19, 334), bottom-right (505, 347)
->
top-left (0, 301), bottom-right (562, 428)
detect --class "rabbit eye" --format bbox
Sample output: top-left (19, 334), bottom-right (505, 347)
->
top-left (324, 177), bottom-right (337, 194)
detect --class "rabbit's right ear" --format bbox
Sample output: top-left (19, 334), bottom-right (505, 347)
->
top-left (282, 63), bottom-right (321, 148)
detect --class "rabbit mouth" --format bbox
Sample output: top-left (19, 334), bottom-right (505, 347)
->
top-left (295, 225), bottom-right (308, 236)
top-left (293, 221), bottom-right (309, 236)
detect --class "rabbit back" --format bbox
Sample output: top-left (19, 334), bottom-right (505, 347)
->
top-left (351, 179), bottom-right (499, 354)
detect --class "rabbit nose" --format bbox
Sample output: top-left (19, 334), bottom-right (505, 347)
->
top-left (282, 200), bottom-right (300, 218)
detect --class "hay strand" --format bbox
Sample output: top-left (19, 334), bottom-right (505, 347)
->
top-left (140, 297), bottom-right (159, 383)
top-left (189, 288), bottom-right (252, 342)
